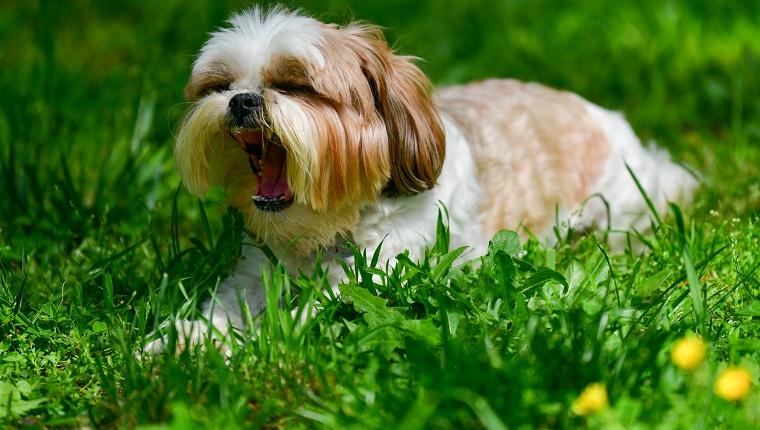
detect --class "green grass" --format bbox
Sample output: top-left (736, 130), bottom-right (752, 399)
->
top-left (2, 0), bottom-right (759, 428)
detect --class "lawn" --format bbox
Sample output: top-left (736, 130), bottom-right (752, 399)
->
top-left (1, 0), bottom-right (759, 428)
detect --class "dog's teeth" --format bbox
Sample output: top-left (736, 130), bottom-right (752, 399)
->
top-left (252, 195), bottom-right (286, 202)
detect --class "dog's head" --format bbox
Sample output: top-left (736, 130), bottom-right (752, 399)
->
top-left (175, 7), bottom-right (444, 251)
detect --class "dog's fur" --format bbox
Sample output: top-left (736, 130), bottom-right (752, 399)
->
top-left (144, 7), bottom-right (696, 353)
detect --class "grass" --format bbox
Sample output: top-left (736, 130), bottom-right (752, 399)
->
top-left (1, 0), bottom-right (759, 428)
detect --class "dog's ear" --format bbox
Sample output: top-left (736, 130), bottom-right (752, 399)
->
top-left (345, 25), bottom-right (445, 196)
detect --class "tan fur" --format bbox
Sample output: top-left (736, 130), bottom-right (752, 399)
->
top-left (439, 79), bottom-right (610, 237)
top-left (263, 40), bottom-right (391, 211)
top-left (337, 24), bottom-right (446, 196)
top-left (174, 97), bottom-right (234, 196)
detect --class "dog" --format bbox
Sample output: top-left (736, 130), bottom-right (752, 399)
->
top-left (144, 7), bottom-right (696, 353)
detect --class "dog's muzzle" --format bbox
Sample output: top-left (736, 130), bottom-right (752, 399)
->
top-left (228, 93), bottom-right (294, 212)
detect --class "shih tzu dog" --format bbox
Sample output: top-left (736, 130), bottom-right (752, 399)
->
top-left (144, 7), bottom-right (696, 353)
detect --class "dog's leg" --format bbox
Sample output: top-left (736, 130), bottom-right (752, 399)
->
top-left (142, 244), bottom-right (269, 355)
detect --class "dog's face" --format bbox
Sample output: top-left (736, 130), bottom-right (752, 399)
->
top-left (175, 8), bottom-right (445, 251)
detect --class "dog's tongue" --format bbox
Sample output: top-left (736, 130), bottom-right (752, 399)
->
top-left (258, 143), bottom-right (290, 198)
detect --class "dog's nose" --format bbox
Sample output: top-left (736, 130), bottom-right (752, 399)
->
top-left (229, 93), bottom-right (263, 123)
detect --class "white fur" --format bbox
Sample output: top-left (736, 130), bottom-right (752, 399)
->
top-left (575, 101), bottom-right (697, 246)
top-left (353, 116), bottom-right (487, 263)
top-left (195, 8), bottom-right (326, 92)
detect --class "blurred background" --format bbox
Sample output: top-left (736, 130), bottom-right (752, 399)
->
top-left (3, 3), bottom-right (759, 426)
top-left (1, 0), bottom-right (759, 271)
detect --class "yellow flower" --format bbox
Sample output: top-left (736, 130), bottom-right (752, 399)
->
top-left (714, 367), bottom-right (752, 401)
top-left (572, 382), bottom-right (609, 415)
top-left (671, 336), bottom-right (706, 371)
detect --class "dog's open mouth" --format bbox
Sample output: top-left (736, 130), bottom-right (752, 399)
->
top-left (231, 128), bottom-right (294, 212)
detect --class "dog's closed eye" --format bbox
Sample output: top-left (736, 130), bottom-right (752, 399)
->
top-left (184, 74), bottom-right (234, 101)
top-left (204, 82), bottom-right (232, 95)
top-left (271, 82), bottom-right (318, 95)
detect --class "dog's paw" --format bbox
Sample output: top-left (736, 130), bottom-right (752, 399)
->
top-left (139, 319), bottom-right (231, 358)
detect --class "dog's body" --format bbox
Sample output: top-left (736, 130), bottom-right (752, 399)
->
top-left (144, 8), bottom-right (696, 352)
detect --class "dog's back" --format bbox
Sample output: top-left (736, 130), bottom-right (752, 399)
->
top-left (438, 79), bottom-right (697, 244)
